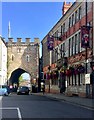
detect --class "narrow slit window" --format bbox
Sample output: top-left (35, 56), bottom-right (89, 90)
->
top-left (26, 55), bottom-right (30, 62)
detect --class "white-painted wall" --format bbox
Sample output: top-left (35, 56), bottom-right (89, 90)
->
top-left (0, 37), bottom-right (7, 85)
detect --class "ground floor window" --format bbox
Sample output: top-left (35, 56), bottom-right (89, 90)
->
top-left (78, 74), bottom-right (80, 86)
top-left (67, 76), bottom-right (71, 86)
top-left (52, 79), bottom-right (58, 85)
top-left (67, 73), bottom-right (85, 86)
top-left (74, 75), bottom-right (76, 85)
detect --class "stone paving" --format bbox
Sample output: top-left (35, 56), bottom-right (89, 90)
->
top-left (32, 92), bottom-right (94, 109)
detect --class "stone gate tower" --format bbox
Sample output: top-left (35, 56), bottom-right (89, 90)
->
top-left (6, 37), bottom-right (40, 85)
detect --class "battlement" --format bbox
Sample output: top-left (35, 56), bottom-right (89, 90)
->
top-left (7, 37), bottom-right (40, 45)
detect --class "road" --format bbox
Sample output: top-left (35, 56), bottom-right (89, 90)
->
top-left (0, 93), bottom-right (93, 119)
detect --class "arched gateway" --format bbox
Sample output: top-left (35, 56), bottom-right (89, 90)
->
top-left (6, 38), bottom-right (40, 86)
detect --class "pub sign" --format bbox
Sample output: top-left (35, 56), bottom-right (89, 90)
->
top-left (81, 26), bottom-right (90, 48)
top-left (47, 35), bottom-right (54, 50)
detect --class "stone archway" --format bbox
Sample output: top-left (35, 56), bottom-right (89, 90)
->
top-left (9, 68), bottom-right (30, 87)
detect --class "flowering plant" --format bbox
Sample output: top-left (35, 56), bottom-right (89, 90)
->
top-left (77, 65), bottom-right (85, 73)
top-left (66, 69), bottom-right (71, 76)
top-left (69, 66), bottom-right (74, 74)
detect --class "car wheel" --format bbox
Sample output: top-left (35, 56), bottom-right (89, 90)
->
top-left (4, 92), bottom-right (8, 96)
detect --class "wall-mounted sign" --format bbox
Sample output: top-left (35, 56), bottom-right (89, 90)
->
top-left (47, 35), bottom-right (54, 50)
top-left (85, 73), bottom-right (90, 84)
top-left (81, 26), bottom-right (90, 48)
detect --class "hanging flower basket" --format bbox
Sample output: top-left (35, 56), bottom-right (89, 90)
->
top-left (74, 67), bottom-right (79, 75)
top-left (53, 70), bottom-right (58, 79)
top-left (69, 66), bottom-right (74, 75)
top-left (47, 73), bottom-right (51, 80)
top-left (66, 69), bottom-right (71, 76)
top-left (60, 71), bottom-right (65, 78)
top-left (78, 65), bottom-right (85, 73)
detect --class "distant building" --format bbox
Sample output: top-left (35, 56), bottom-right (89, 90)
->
top-left (0, 36), bottom-right (7, 85)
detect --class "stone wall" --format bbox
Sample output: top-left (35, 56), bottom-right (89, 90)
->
top-left (6, 38), bottom-right (40, 81)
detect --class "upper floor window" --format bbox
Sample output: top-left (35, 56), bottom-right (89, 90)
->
top-left (63, 23), bottom-right (65, 34)
top-left (69, 17), bottom-right (72, 28)
top-left (78, 6), bottom-right (81, 20)
top-left (69, 38), bottom-right (71, 57)
top-left (61, 26), bottom-right (63, 35)
top-left (56, 31), bottom-right (58, 39)
top-left (78, 32), bottom-right (81, 53)
top-left (75, 34), bottom-right (78, 54)
top-left (72, 14), bottom-right (75, 26)
top-left (55, 32), bottom-right (57, 40)
top-left (71, 36), bottom-right (74, 55)
top-left (75, 10), bottom-right (78, 23)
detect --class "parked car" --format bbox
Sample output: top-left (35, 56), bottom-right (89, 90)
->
top-left (2, 85), bottom-right (10, 94)
top-left (0, 85), bottom-right (9, 96)
top-left (17, 86), bottom-right (30, 95)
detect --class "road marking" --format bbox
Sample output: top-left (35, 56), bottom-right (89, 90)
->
top-left (0, 96), bottom-right (2, 100)
top-left (0, 97), bottom-right (2, 120)
top-left (17, 108), bottom-right (22, 119)
top-left (0, 107), bottom-right (22, 120)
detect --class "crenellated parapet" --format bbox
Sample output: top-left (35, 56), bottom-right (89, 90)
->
top-left (6, 37), bottom-right (40, 46)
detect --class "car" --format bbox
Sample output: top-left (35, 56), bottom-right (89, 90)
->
top-left (17, 86), bottom-right (30, 95)
top-left (2, 85), bottom-right (10, 94)
top-left (0, 85), bottom-right (9, 96)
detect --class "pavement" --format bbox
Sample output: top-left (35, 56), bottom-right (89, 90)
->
top-left (32, 92), bottom-right (94, 110)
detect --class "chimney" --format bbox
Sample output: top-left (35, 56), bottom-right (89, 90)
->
top-left (62, 1), bottom-right (72, 15)
top-left (26, 38), bottom-right (31, 44)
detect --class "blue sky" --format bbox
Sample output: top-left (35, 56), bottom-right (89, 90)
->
top-left (2, 2), bottom-right (64, 57)
top-left (2, 2), bottom-right (63, 41)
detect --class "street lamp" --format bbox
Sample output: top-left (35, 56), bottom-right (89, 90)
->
top-left (48, 31), bottom-right (68, 93)
top-left (48, 65), bottom-right (51, 93)
top-left (47, 32), bottom-right (63, 93)
top-left (54, 47), bottom-right (67, 93)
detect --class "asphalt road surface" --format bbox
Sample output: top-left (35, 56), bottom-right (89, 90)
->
top-left (0, 93), bottom-right (94, 119)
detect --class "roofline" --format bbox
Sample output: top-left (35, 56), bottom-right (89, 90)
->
top-left (41, 1), bottom-right (76, 43)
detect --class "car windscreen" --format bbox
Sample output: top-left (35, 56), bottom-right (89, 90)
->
top-left (19, 87), bottom-right (28, 90)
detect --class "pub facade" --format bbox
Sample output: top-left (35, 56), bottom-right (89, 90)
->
top-left (41, 1), bottom-right (94, 97)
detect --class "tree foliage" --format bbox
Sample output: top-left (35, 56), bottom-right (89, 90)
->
top-left (19, 75), bottom-right (24, 83)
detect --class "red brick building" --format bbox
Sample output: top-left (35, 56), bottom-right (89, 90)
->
top-left (41, 1), bottom-right (94, 97)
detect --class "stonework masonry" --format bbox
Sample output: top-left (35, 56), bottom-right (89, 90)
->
top-left (6, 38), bottom-right (40, 82)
